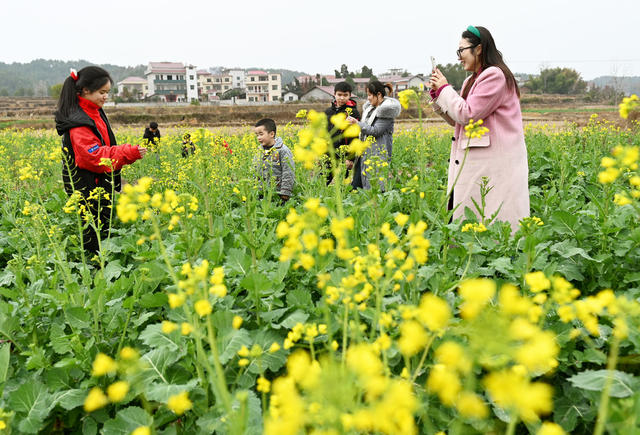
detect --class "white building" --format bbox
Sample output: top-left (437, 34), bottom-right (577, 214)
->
top-left (145, 62), bottom-right (188, 102)
top-left (228, 69), bottom-right (245, 89)
top-left (282, 91), bottom-right (299, 102)
top-left (117, 76), bottom-right (148, 99)
top-left (186, 65), bottom-right (198, 102)
top-left (300, 86), bottom-right (334, 102)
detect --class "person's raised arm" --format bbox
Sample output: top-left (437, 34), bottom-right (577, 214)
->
top-left (434, 68), bottom-right (507, 125)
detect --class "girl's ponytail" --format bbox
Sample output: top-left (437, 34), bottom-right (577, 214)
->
top-left (55, 75), bottom-right (80, 121)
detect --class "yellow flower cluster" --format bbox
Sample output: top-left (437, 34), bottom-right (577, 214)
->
top-left (167, 391), bottom-right (193, 415)
top-left (277, 198), bottom-right (332, 269)
top-left (18, 162), bottom-right (42, 181)
top-left (282, 322), bottom-right (328, 349)
top-left (116, 176), bottom-right (198, 227)
top-left (265, 347), bottom-right (417, 435)
top-left (84, 349), bottom-right (141, 412)
top-left (619, 94), bottom-right (638, 119)
top-left (598, 146), bottom-right (639, 199)
top-left (398, 89), bottom-right (418, 110)
top-left (461, 222), bottom-right (487, 233)
top-left (464, 119), bottom-right (489, 138)
top-left (294, 111), bottom-right (331, 169)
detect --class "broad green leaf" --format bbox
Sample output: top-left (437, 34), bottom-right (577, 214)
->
top-left (102, 406), bottom-right (153, 435)
top-left (240, 272), bottom-right (272, 297)
top-left (286, 288), bottom-right (312, 308)
top-left (139, 323), bottom-right (180, 351)
top-left (279, 309), bottom-right (309, 329)
top-left (139, 292), bottom-right (168, 308)
top-left (0, 343), bottom-right (9, 383)
top-left (219, 329), bottom-right (252, 364)
top-left (144, 379), bottom-right (198, 402)
top-left (52, 388), bottom-right (86, 410)
top-left (49, 323), bottom-right (73, 355)
top-left (7, 380), bottom-right (53, 433)
top-left (64, 306), bottom-right (91, 330)
top-left (568, 369), bottom-right (640, 398)
top-left (200, 237), bottom-right (224, 263)
top-left (140, 347), bottom-right (184, 384)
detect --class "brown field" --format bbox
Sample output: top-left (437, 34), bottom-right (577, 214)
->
top-left (0, 95), bottom-right (623, 131)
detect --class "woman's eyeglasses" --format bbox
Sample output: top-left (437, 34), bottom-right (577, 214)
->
top-left (456, 45), bottom-right (477, 58)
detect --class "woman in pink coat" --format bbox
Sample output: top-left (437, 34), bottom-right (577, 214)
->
top-left (429, 25), bottom-right (529, 233)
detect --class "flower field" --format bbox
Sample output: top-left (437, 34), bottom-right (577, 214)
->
top-left (0, 108), bottom-right (640, 434)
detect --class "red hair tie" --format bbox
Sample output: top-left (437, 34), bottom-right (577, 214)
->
top-left (70, 68), bottom-right (78, 81)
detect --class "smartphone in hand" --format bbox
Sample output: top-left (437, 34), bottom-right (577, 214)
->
top-left (431, 56), bottom-right (437, 73)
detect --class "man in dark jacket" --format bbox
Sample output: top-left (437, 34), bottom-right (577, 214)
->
top-left (324, 82), bottom-right (360, 185)
top-left (143, 121), bottom-right (161, 146)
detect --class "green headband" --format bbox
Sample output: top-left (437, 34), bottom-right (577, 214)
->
top-left (467, 25), bottom-right (481, 39)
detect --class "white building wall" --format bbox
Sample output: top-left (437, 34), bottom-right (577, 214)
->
top-left (186, 66), bottom-right (198, 102)
top-left (229, 69), bottom-right (245, 89)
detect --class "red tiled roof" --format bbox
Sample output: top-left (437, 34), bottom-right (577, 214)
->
top-left (247, 70), bottom-right (268, 75)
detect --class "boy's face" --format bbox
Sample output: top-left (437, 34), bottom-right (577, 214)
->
top-left (255, 125), bottom-right (275, 147)
top-left (335, 90), bottom-right (351, 107)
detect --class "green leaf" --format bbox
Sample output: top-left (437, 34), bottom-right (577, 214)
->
top-left (102, 406), bottom-right (153, 435)
top-left (219, 329), bottom-right (252, 364)
top-left (49, 323), bottom-right (73, 355)
top-left (286, 288), bottom-right (312, 308)
top-left (550, 210), bottom-right (577, 234)
top-left (145, 379), bottom-right (198, 402)
top-left (225, 248), bottom-right (252, 275)
top-left (64, 306), bottom-right (91, 330)
top-left (7, 380), bottom-right (53, 433)
top-left (139, 323), bottom-right (180, 351)
top-left (200, 237), bottom-right (224, 263)
top-left (104, 259), bottom-right (125, 282)
top-left (279, 310), bottom-right (308, 329)
top-left (52, 388), bottom-right (86, 410)
top-left (568, 370), bottom-right (640, 398)
top-left (139, 292), bottom-right (168, 308)
top-left (488, 257), bottom-right (513, 276)
top-left (0, 343), bottom-right (10, 383)
top-left (240, 272), bottom-right (272, 297)
top-left (140, 347), bottom-right (184, 384)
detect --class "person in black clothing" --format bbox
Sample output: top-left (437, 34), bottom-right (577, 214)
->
top-left (324, 81), bottom-right (360, 185)
top-left (143, 121), bottom-right (161, 146)
top-left (181, 133), bottom-right (196, 157)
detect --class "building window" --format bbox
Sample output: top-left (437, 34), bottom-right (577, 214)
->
top-left (167, 75), bottom-right (172, 80)
top-left (272, 85), bottom-right (278, 90)
top-left (207, 78), bottom-right (211, 83)
top-left (190, 85), bottom-right (194, 90)
top-left (224, 78), bottom-right (229, 82)
top-left (288, 96), bottom-right (294, 101)
top-left (272, 96), bottom-right (278, 101)
top-left (259, 76), bottom-right (267, 81)
top-left (190, 75), bottom-right (194, 80)
top-left (272, 75), bottom-right (277, 80)
top-left (250, 77), bottom-right (255, 81)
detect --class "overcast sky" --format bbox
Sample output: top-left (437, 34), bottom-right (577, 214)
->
top-left (2, 0), bottom-right (638, 80)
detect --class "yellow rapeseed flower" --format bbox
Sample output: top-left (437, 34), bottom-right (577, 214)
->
top-left (106, 381), bottom-right (129, 402)
top-left (84, 387), bottom-right (109, 412)
top-left (92, 353), bottom-right (117, 377)
top-left (167, 391), bottom-right (193, 415)
top-left (131, 427), bottom-right (151, 435)
top-left (232, 315), bottom-right (243, 329)
top-left (194, 299), bottom-right (212, 317)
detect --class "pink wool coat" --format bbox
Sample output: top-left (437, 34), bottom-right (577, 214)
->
top-left (434, 66), bottom-right (530, 232)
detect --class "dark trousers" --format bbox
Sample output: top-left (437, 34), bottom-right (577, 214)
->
top-left (80, 194), bottom-right (112, 254)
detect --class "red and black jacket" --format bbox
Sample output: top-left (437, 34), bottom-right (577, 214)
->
top-left (324, 98), bottom-right (361, 149)
top-left (56, 97), bottom-right (141, 196)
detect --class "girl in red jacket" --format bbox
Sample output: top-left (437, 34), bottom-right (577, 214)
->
top-left (55, 66), bottom-right (147, 254)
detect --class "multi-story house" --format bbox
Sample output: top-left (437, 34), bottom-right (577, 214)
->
top-left (145, 62), bottom-right (188, 102)
top-left (245, 71), bottom-right (281, 102)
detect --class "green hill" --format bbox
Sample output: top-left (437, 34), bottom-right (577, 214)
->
top-left (0, 59), bottom-right (146, 97)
